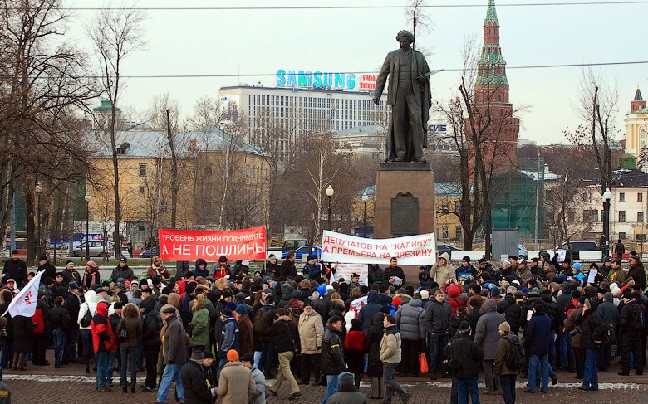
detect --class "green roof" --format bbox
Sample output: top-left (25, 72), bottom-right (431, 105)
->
top-left (476, 73), bottom-right (508, 86)
top-left (93, 99), bottom-right (121, 113)
top-left (633, 108), bottom-right (648, 114)
top-left (485, 0), bottom-right (499, 23)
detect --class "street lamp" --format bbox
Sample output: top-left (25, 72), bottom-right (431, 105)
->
top-left (602, 187), bottom-right (612, 257)
top-left (85, 191), bottom-right (91, 261)
top-left (326, 185), bottom-right (334, 231)
top-left (35, 182), bottom-right (43, 258)
top-left (361, 191), bottom-right (369, 237)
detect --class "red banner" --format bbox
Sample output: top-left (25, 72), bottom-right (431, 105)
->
top-left (159, 227), bottom-right (266, 261)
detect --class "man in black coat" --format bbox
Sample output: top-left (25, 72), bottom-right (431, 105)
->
top-left (181, 350), bottom-right (214, 404)
top-left (279, 251), bottom-right (297, 279)
top-left (2, 251), bottom-right (27, 287)
top-left (321, 316), bottom-right (345, 404)
top-left (37, 256), bottom-right (57, 284)
top-left (382, 257), bottom-right (405, 285)
top-left (618, 291), bottom-right (645, 376)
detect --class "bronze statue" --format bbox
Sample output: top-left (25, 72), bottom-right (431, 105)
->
top-left (373, 30), bottom-right (431, 163)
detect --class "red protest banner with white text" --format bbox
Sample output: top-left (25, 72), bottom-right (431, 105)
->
top-left (159, 227), bottom-right (266, 261)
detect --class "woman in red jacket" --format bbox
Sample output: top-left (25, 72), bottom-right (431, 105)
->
top-left (91, 301), bottom-right (117, 392)
top-left (344, 318), bottom-right (366, 390)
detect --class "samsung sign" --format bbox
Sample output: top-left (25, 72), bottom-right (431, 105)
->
top-left (276, 70), bottom-right (376, 91)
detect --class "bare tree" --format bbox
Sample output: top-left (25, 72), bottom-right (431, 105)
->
top-left (404, 0), bottom-right (432, 54)
top-left (89, 7), bottom-right (145, 257)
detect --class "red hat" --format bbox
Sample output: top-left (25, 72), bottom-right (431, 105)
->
top-left (226, 349), bottom-right (239, 362)
top-left (392, 297), bottom-right (402, 306)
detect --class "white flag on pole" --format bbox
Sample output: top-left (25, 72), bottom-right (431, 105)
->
top-left (5, 270), bottom-right (43, 318)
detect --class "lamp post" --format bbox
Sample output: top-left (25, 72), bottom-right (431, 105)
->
top-left (602, 188), bottom-right (612, 257)
top-left (85, 191), bottom-right (91, 261)
top-left (326, 185), bottom-right (334, 231)
top-left (361, 191), bottom-right (369, 237)
top-left (35, 182), bottom-right (43, 258)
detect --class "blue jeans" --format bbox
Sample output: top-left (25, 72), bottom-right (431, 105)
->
top-left (52, 329), bottom-right (67, 367)
top-left (95, 351), bottom-right (109, 390)
top-left (259, 341), bottom-right (276, 378)
top-left (499, 374), bottom-right (516, 404)
top-left (157, 363), bottom-right (184, 404)
top-left (560, 332), bottom-right (569, 368)
top-left (107, 351), bottom-right (116, 384)
top-left (582, 348), bottom-right (599, 389)
top-left (80, 329), bottom-right (94, 366)
top-left (527, 354), bottom-right (549, 393)
top-left (120, 347), bottom-right (138, 389)
top-left (321, 374), bottom-right (339, 404)
top-left (428, 332), bottom-right (449, 375)
top-left (0, 340), bottom-right (10, 369)
top-left (384, 362), bottom-right (408, 401)
top-left (456, 377), bottom-right (480, 404)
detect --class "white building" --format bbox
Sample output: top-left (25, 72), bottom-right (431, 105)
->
top-left (217, 84), bottom-right (388, 158)
top-left (624, 86), bottom-right (648, 162)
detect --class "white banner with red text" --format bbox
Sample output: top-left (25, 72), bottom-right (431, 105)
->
top-left (321, 231), bottom-right (436, 266)
top-left (4, 270), bottom-right (43, 318)
top-left (159, 227), bottom-right (266, 261)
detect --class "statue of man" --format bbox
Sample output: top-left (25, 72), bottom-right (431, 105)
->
top-left (373, 30), bottom-right (431, 163)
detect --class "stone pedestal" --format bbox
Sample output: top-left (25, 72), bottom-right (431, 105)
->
top-left (374, 162), bottom-right (435, 239)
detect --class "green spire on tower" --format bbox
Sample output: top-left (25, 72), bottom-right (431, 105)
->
top-left (485, 0), bottom-right (499, 24)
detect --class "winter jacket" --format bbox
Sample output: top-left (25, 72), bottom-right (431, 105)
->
top-left (425, 298), bottom-right (452, 334)
top-left (109, 265), bottom-right (134, 283)
top-left (216, 361), bottom-right (258, 404)
top-left (116, 316), bottom-right (142, 348)
top-left (497, 294), bottom-right (523, 335)
top-left (182, 359), bottom-right (213, 404)
top-left (368, 265), bottom-right (383, 285)
top-left (218, 317), bottom-right (239, 358)
top-left (595, 298), bottom-right (620, 328)
top-left (298, 310), bottom-right (324, 354)
top-left (395, 298), bottom-right (426, 341)
top-left (49, 305), bottom-right (70, 331)
top-left (619, 300), bottom-right (645, 333)
top-left (189, 303), bottom-right (210, 347)
top-left (254, 304), bottom-right (276, 343)
top-left (577, 310), bottom-right (606, 349)
top-left (238, 313), bottom-right (254, 356)
top-left (279, 259), bottom-right (297, 279)
top-left (524, 312), bottom-right (552, 356)
top-left (193, 259), bottom-right (210, 279)
top-left (358, 291), bottom-right (382, 333)
top-left (379, 326), bottom-right (401, 363)
top-left (382, 265), bottom-right (406, 284)
top-left (163, 313), bottom-right (187, 364)
top-left (474, 299), bottom-right (506, 360)
top-left (431, 253), bottom-right (455, 284)
top-left (249, 366), bottom-right (266, 404)
top-left (493, 333), bottom-right (520, 376)
top-left (628, 262), bottom-right (647, 290)
top-left (448, 330), bottom-right (483, 378)
top-left (365, 312), bottom-right (384, 377)
top-left (11, 315), bottom-right (34, 353)
top-left (270, 315), bottom-right (299, 354)
top-left (3, 258), bottom-right (27, 286)
top-left (140, 297), bottom-right (162, 346)
top-left (564, 307), bottom-right (583, 348)
top-left (344, 330), bottom-right (366, 374)
top-left (91, 301), bottom-right (117, 353)
top-left (321, 327), bottom-right (345, 375)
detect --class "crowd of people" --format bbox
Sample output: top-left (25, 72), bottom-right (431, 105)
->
top-left (0, 247), bottom-right (647, 404)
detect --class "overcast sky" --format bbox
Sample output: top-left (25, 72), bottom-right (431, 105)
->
top-left (64, 0), bottom-right (648, 145)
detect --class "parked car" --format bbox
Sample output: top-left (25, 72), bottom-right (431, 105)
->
top-left (72, 240), bottom-right (112, 257)
top-left (556, 240), bottom-right (599, 261)
top-left (518, 244), bottom-right (529, 258)
top-left (281, 245), bottom-right (322, 260)
top-left (138, 247), bottom-right (159, 258)
top-left (437, 243), bottom-right (460, 259)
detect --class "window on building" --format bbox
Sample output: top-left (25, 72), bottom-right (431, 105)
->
top-left (139, 163), bottom-right (147, 177)
top-left (619, 232), bottom-right (627, 240)
top-left (582, 209), bottom-right (598, 222)
top-left (442, 226), bottom-right (449, 239)
top-left (455, 226), bottom-right (462, 240)
top-left (619, 192), bottom-right (625, 202)
top-left (619, 211), bottom-right (626, 222)
top-left (639, 212), bottom-right (645, 222)
top-left (139, 186), bottom-right (145, 194)
top-left (639, 193), bottom-right (644, 202)
top-left (637, 234), bottom-right (647, 242)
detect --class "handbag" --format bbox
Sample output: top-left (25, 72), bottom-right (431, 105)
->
top-left (118, 319), bottom-right (127, 342)
top-left (419, 352), bottom-right (429, 374)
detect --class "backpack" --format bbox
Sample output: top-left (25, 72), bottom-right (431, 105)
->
top-left (631, 303), bottom-right (646, 330)
top-left (442, 338), bottom-right (461, 376)
top-left (80, 303), bottom-right (92, 328)
top-left (600, 322), bottom-right (616, 344)
top-left (505, 335), bottom-right (525, 370)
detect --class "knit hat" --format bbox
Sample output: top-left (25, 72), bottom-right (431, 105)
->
top-left (240, 353), bottom-right (254, 363)
top-left (498, 321), bottom-right (511, 333)
top-left (572, 262), bottom-right (582, 271)
top-left (392, 297), bottom-right (402, 306)
top-left (226, 349), bottom-right (239, 362)
top-left (86, 260), bottom-right (98, 269)
top-left (235, 304), bottom-right (248, 315)
top-left (458, 321), bottom-right (470, 332)
top-left (65, 259), bottom-right (74, 265)
top-left (222, 308), bottom-right (233, 317)
top-left (462, 256), bottom-right (470, 262)
top-left (338, 372), bottom-right (355, 387)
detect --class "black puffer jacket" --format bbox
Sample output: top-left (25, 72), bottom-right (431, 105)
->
top-left (181, 360), bottom-right (213, 404)
top-left (577, 310), bottom-right (606, 349)
top-left (49, 305), bottom-right (70, 331)
top-left (497, 294), bottom-right (523, 334)
top-left (140, 298), bottom-right (162, 346)
top-left (270, 315), bottom-right (299, 354)
top-left (448, 330), bottom-right (483, 378)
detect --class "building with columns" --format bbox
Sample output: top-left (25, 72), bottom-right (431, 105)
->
top-left (624, 87), bottom-right (648, 166)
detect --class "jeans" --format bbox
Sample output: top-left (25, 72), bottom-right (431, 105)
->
top-left (52, 329), bottom-right (67, 368)
top-left (107, 351), bottom-right (116, 384)
top-left (80, 329), bottom-right (94, 368)
top-left (321, 374), bottom-right (339, 404)
top-left (64, 327), bottom-right (80, 363)
top-left (120, 347), bottom-right (138, 389)
top-left (456, 377), bottom-right (480, 404)
top-left (527, 354), bottom-right (549, 393)
top-left (272, 351), bottom-right (299, 394)
top-left (253, 350), bottom-right (262, 369)
top-left (549, 332), bottom-right (557, 374)
top-left (582, 348), bottom-right (599, 389)
top-left (95, 351), bottom-right (109, 390)
top-left (427, 332), bottom-right (449, 376)
top-left (384, 362), bottom-right (408, 402)
top-left (157, 363), bottom-right (184, 404)
top-left (499, 374), bottom-right (516, 404)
